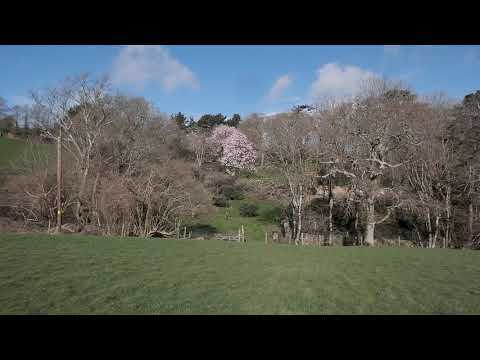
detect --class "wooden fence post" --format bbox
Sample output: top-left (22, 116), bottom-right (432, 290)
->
top-left (175, 219), bottom-right (180, 239)
top-left (184, 226), bottom-right (187, 239)
top-left (265, 232), bottom-right (268, 244)
top-left (242, 225), bottom-right (245, 242)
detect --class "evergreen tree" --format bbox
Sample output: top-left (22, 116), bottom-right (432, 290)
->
top-left (197, 113), bottom-right (227, 129)
top-left (172, 112), bottom-right (188, 130)
top-left (226, 113), bottom-right (241, 127)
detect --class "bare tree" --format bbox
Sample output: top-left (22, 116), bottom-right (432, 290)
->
top-left (339, 79), bottom-right (420, 246)
top-left (122, 160), bottom-right (194, 237)
top-left (187, 129), bottom-right (212, 170)
top-left (0, 96), bottom-right (8, 118)
top-left (239, 113), bottom-right (271, 168)
top-left (403, 99), bottom-right (454, 247)
top-left (310, 100), bottom-right (358, 245)
top-left (31, 74), bottom-right (114, 228)
top-left (267, 110), bottom-right (315, 244)
top-left (7, 141), bottom-right (75, 228)
top-left (447, 90), bottom-right (480, 247)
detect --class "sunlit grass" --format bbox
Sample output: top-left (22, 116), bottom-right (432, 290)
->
top-left (1, 234), bottom-right (480, 314)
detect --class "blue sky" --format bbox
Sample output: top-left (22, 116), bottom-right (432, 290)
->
top-left (1, 45), bottom-right (479, 118)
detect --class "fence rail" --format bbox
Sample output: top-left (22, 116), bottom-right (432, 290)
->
top-left (215, 227), bottom-right (246, 242)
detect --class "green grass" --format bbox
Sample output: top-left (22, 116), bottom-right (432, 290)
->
top-left (1, 233), bottom-right (480, 314)
top-left (244, 166), bottom-right (284, 182)
top-left (188, 198), bottom-right (283, 242)
top-left (0, 138), bottom-right (53, 185)
top-left (0, 138), bottom-right (30, 168)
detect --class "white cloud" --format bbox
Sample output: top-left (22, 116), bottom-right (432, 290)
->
top-left (264, 111), bottom-right (282, 117)
top-left (384, 45), bottom-right (401, 56)
top-left (266, 74), bottom-right (293, 102)
top-left (309, 63), bottom-right (378, 101)
top-left (111, 45), bottom-right (199, 92)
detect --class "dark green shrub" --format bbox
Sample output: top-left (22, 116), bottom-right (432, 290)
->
top-left (213, 195), bottom-right (230, 208)
top-left (239, 203), bottom-right (258, 217)
top-left (258, 206), bottom-right (283, 224)
top-left (220, 185), bottom-right (244, 200)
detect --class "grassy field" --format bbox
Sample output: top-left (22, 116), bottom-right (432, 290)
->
top-left (1, 233), bottom-right (480, 314)
top-left (0, 138), bottom-right (53, 185)
top-left (0, 138), bottom-right (28, 167)
top-left (188, 198), bottom-right (283, 242)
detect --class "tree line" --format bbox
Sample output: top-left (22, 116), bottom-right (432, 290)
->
top-left (245, 80), bottom-right (480, 249)
top-left (2, 74), bottom-right (480, 249)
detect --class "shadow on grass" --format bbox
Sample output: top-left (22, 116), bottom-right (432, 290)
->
top-left (257, 206), bottom-right (283, 225)
top-left (189, 223), bottom-right (218, 237)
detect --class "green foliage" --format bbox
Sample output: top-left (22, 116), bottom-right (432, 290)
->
top-left (225, 113), bottom-right (241, 127)
top-left (258, 205), bottom-right (283, 224)
top-left (292, 104), bottom-right (314, 113)
top-left (196, 113), bottom-right (227, 130)
top-left (239, 203), bottom-right (258, 217)
top-left (191, 198), bottom-right (281, 242)
top-left (383, 89), bottom-right (417, 102)
top-left (171, 112), bottom-right (189, 130)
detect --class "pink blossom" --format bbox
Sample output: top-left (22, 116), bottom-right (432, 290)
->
top-left (210, 125), bottom-right (256, 174)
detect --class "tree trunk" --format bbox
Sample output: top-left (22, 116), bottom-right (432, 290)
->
top-left (295, 190), bottom-right (304, 245)
top-left (292, 212), bottom-right (297, 244)
top-left (365, 222), bottom-right (375, 247)
top-left (469, 201), bottom-right (474, 240)
top-left (91, 171), bottom-right (100, 228)
top-left (354, 207), bottom-right (359, 245)
top-left (56, 127), bottom-right (62, 233)
top-left (433, 215), bottom-right (440, 248)
top-left (328, 181), bottom-right (333, 246)
top-left (414, 227), bottom-right (422, 247)
top-left (144, 202), bottom-right (151, 237)
top-left (445, 185), bottom-right (451, 248)
top-left (426, 209), bottom-right (433, 248)
top-left (76, 165), bottom-right (90, 226)
top-left (365, 197), bottom-right (375, 246)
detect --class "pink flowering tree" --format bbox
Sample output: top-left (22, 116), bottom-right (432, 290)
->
top-left (210, 125), bottom-right (256, 175)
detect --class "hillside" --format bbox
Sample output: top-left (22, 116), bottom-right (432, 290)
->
top-left (187, 198), bottom-right (282, 242)
top-left (0, 138), bottom-right (53, 211)
top-left (0, 138), bottom-right (28, 167)
top-left (0, 138), bottom-right (52, 182)
top-left (1, 234), bottom-right (479, 314)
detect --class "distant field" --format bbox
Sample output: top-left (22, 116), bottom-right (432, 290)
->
top-left (1, 234), bottom-right (480, 314)
top-left (189, 198), bottom-right (283, 242)
top-left (0, 138), bottom-right (29, 168)
top-left (0, 138), bottom-right (53, 185)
